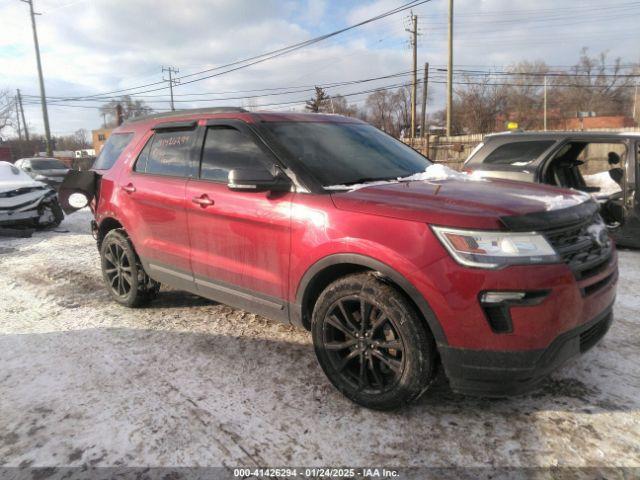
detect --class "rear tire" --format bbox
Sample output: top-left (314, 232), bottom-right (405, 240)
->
top-left (311, 273), bottom-right (436, 410)
top-left (100, 229), bottom-right (160, 307)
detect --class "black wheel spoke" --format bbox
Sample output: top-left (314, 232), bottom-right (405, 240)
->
top-left (371, 350), bottom-right (402, 373)
top-left (325, 339), bottom-right (358, 350)
top-left (360, 299), bottom-right (372, 333)
top-left (367, 355), bottom-right (384, 387)
top-left (326, 314), bottom-right (356, 339)
top-left (337, 349), bottom-right (361, 372)
top-left (337, 300), bottom-right (359, 334)
top-left (357, 352), bottom-right (366, 390)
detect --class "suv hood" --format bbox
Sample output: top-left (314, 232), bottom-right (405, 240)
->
top-left (330, 175), bottom-right (591, 230)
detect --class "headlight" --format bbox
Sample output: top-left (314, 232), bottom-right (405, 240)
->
top-left (432, 226), bottom-right (560, 269)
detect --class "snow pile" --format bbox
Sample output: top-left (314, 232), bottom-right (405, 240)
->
top-left (325, 164), bottom-right (475, 191)
top-left (512, 191), bottom-right (589, 211)
top-left (399, 163), bottom-right (471, 182)
top-left (584, 171), bottom-right (622, 196)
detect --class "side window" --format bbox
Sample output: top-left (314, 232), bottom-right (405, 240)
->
top-left (200, 126), bottom-right (272, 182)
top-left (93, 132), bottom-right (134, 170)
top-left (483, 141), bottom-right (555, 166)
top-left (134, 129), bottom-right (195, 177)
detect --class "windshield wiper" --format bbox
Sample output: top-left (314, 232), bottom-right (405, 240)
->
top-left (340, 176), bottom-right (397, 186)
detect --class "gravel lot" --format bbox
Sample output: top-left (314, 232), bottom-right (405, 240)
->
top-left (0, 210), bottom-right (639, 472)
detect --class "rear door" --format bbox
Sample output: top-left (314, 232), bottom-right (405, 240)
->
top-left (118, 123), bottom-right (197, 286)
top-left (185, 119), bottom-right (292, 321)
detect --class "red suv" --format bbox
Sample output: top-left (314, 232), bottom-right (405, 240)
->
top-left (61, 108), bottom-right (617, 410)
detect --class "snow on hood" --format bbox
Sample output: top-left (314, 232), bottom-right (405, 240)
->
top-left (324, 164), bottom-right (481, 191)
top-left (0, 161), bottom-right (47, 193)
top-left (510, 190), bottom-right (590, 211)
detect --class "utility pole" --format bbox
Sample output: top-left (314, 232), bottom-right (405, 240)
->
top-left (16, 89), bottom-right (29, 141)
top-left (102, 112), bottom-right (107, 128)
top-left (543, 75), bottom-right (548, 131)
top-left (21, 0), bottom-right (52, 156)
top-left (446, 0), bottom-right (454, 137)
top-left (15, 97), bottom-right (23, 141)
top-left (406, 13), bottom-right (418, 139)
top-left (162, 66), bottom-right (180, 111)
top-left (420, 62), bottom-right (429, 138)
top-left (633, 83), bottom-right (638, 124)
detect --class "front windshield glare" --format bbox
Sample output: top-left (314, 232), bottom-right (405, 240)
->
top-left (264, 122), bottom-right (431, 187)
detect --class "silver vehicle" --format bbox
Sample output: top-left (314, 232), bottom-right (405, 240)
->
top-left (464, 131), bottom-right (640, 247)
top-left (0, 161), bottom-right (64, 231)
top-left (14, 157), bottom-right (70, 189)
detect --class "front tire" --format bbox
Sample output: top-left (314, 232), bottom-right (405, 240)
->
top-left (100, 229), bottom-right (159, 307)
top-left (311, 273), bottom-right (436, 410)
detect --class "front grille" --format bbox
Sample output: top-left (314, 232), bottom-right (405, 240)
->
top-left (579, 315), bottom-right (611, 352)
top-left (544, 215), bottom-right (612, 280)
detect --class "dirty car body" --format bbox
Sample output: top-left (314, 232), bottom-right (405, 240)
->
top-left (60, 109), bottom-right (618, 409)
top-left (464, 131), bottom-right (640, 247)
top-left (0, 161), bottom-right (64, 230)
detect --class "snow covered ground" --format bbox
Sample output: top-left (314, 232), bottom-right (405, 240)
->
top-left (0, 210), bottom-right (639, 470)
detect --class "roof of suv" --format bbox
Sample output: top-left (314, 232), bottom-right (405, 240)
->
top-left (485, 130), bottom-right (640, 141)
top-left (124, 107), bottom-right (365, 129)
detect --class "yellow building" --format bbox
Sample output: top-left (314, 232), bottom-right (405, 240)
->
top-left (92, 128), bottom-right (113, 154)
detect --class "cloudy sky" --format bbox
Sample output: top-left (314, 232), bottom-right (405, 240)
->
top-left (1, 0), bottom-right (638, 137)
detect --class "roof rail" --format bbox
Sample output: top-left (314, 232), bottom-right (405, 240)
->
top-left (124, 107), bottom-right (248, 124)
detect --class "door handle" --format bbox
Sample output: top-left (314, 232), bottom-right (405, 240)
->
top-left (192, 194), bottom-right (214, 207)
top-left (121, 183), bottom-right (136, 194)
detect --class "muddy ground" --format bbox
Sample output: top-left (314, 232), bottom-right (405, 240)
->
top-left (0, 210), bottom-right (638, 472)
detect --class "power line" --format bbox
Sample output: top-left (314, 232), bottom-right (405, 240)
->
top-left (58, 0), bottom-right (433, 102)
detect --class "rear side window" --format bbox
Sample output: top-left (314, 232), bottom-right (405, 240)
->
top-left (134, 130), bottom-right (195, 177)
top-left (483, 140), bottom-right (555, 166)
top-left (200, 126), bottom-right (272, 182)
top-left (93, 133), bottom-right (134, 170)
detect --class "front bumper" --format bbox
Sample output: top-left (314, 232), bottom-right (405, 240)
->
top-left (439, 304), bottom-right (613, 396)
top-left (0, 209), bottom-right (40, 225)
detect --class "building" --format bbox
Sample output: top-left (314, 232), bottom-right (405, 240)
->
top-left (92, 128), bottom-right (113, 154)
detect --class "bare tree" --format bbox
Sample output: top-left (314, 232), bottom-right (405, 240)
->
top-left (100, 95), bottom-right (153, 126)
top-left (501, 60), bottom-right (549, 129)
top-left (0, 89), bottom-right (16, 139)
top-left (453, 76), bottom-right (508, 134)
top-left (326, 94), bottom-right (358, 116)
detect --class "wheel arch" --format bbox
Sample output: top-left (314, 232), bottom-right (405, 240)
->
top-left (293, 253), bottom-right (447, 344)
top-left (97, 216), bottom-right (124, 249)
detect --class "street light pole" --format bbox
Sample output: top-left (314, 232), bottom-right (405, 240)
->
top-left (21, 0), bottom-right (52, 156)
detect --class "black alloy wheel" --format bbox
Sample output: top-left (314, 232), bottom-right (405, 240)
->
top-left (321, 296), bottom-right (405, 394)
top-left (312, 273), bottom-right (436, 410)
top-left (100, 229), bottom-right (159, 307)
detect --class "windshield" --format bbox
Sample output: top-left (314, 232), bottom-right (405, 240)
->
top-left (262, 122), bottom-right (431, 186)
top-left (30, 158), bottom-right (67, 170)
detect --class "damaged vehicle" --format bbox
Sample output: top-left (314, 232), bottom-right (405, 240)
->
top-left (0, 161), bottom-right (64, 232)
top-left (464, 132), bottom-right (640, 247)
top-left (60, 109), bottom-right (617, 410)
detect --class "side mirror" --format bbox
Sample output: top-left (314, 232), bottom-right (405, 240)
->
top-left (228, 168), bottom-right (291, 192)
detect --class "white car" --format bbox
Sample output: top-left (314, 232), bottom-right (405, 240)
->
top-left (0, 161), bottom-right (64, 232)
